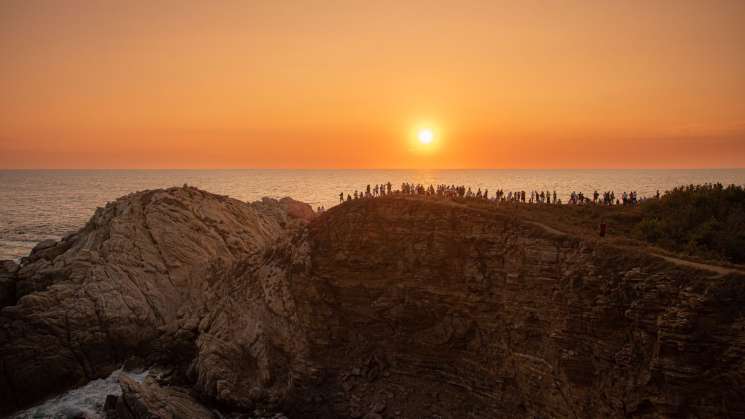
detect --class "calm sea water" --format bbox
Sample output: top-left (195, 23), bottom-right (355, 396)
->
top-left (1, 169), bottom-right (744, 260)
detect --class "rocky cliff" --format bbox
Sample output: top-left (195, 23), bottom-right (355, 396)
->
top-left (2, 188), bottom-right (744, 418)
top-left (0, 186), bottom-right (311, 413)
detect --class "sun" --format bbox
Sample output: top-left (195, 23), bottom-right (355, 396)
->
top-left (418, 129), bottom-right (434, 144)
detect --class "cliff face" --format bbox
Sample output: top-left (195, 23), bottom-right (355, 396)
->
top-left (298, 198), bottom-right (745, 417)
top-left (2, 190), bottom-right (744, 418)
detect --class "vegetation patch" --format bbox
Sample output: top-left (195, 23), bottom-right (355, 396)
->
top-left (634, 183), bottom-right (745, 263)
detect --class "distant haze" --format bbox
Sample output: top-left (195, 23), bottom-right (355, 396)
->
top-left (1, 0), bottom-right (744, 169)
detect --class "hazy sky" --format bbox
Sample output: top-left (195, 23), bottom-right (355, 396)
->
top-left (2, 0), bottom-right (744, 169)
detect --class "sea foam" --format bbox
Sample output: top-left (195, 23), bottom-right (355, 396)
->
top-left (11, 369), bottom-right (148, 419)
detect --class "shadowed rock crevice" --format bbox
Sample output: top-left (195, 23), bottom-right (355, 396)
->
top-left (1, 188), bottom-right (744, 418)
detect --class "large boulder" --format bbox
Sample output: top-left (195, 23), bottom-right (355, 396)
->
top-left (279, 197), bottom-right (317, 222)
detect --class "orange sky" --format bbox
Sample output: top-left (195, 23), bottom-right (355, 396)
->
top-left (1, 0), bottom-right (744, 169)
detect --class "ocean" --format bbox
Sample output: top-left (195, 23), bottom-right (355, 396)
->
top-left (2, 169), bottom-right (744, 260)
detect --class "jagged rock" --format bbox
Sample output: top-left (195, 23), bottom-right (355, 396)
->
top-left (23, 238), bottom-right (70, 264)
top-left (31, 239), bottom-right (56, 253)
top-left (113, 374), bottom-right (214, 419)
top-left (279, 197), bottom-right (317, 222)
top-left (2, 189), bottom-right (745, 418)
top-left (1, 260), bottom-right (19, 274)
top-left (0, 186), bottom-right (311, 413)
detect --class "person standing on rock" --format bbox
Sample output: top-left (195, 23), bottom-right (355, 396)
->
top-left (339, 192), bottom-right (344, 203)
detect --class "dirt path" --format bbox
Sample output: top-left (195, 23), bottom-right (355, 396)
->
top-left (523, 218), bottom-right (745, 278)
top-left (390, 196), bottom-right (745, 278)
top-left (524, 220), bottom-right (566, 237)
top-left (650, 254), bottom-right (744, 277)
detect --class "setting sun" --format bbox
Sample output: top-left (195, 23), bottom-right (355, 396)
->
top-left (418, 129), bottom-right (434, 145)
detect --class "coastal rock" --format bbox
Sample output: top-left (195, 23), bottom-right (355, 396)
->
top-left (111, 374), bottom-right (215, 419)
top-left (1, 260), bottom-right (19, 274)
top-left (279, 197), bottom-right (317, 222)
top-left (32, 239), bottom-right (57, 251)
top-left (21, 238), bottom-right (70, 265)
top-left (2, 189), bottom-right (745, 418)
top-left (0, 186), bottom-right (311, 412)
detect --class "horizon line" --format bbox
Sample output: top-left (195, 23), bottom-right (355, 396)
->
top-left (2, 167), bottom-right (745, 171)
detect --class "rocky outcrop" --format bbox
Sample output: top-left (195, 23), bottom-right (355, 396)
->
top-left (3, 190), bottom-right (745, 418)
top-left (109, 374), bottom-right (215, 419)
top-left (0, 186), bottom-right (312, 413)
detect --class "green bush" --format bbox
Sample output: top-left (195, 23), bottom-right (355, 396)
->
top-left (633, 183), bottom-right (745, 263)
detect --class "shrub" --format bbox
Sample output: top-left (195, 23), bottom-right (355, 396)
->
top-left (633, 183), bottom-right (745, 263)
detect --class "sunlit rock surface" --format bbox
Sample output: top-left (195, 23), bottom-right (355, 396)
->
top-left (2, 188), bottom-right (744, 418)
top-left (0, 186), bottom-right (309, 413)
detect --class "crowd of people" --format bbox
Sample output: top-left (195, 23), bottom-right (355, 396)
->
top-left (333, 182), bottom-right (656, 209)
top-left (586, 190), bottom-right (653, 205)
